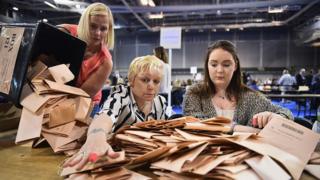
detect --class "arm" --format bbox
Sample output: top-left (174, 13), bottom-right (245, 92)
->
top-left (63, 85), bottom-right (127, 169)
top-left (62, 113), bottom-right (119, 170)
top-left (81, 58), bottom-right (113, 98)
top-left (248, 92), bottom-right (293, 128)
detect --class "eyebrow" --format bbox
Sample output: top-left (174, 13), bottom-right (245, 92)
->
top-left (209, 59), bottom-right (233, 63)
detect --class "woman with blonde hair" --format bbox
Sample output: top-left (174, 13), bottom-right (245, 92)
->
top-left (59, 2), bottom-right (114, 116)
top-left (63, 55), bottom-right (168, 169)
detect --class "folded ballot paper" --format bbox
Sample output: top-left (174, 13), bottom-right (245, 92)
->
top-left (60, 115), bottom-right (319, 179)
top-left (15, 56), bottom-right (93, 154)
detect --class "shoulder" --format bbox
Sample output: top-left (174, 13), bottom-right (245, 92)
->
top-left (58, 24), bottom-right (77, 36)
top-left (101, 45), bottom-right (112, 60)
top-left (154, 95), bottom-right (167, 107)
top-left (186, 83), bottom-right (203, 95)
top-left (240, 89), bottom-right (263, 99)
top-left (239, 89), bottom-right (269, 104)
top-left (111, 84), bottom-right (130, 97)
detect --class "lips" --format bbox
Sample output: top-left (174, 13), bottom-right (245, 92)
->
top-left (144, 94), bottom-right (154, 97)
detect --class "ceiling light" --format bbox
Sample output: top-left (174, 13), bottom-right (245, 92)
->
top-left (114, 24), bottom-right (122, 29)
top-left (75, 4), bottom-right (81, 9)
top-left (148, 13), bottom-right (163, 19)
top-left (239, 27), bottom-right (244, 31)
top-left (268, 6), bottom-right (284, 14)
top-left (44, 1), bottom-right (58, 9)
top-left (271, 21), bottom-right (282, 26)
top-left (212, 29), bottom-right (216, 32)
top-left (225, 28), bottom-right (230, 32)
top-left (140, 0), bottom-right (155, 7)
top-left (12, 7), bottom-right (19, 11)
top-left (42, 19), bottom-right (48, 22)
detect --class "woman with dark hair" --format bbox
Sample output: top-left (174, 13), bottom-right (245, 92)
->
top-left (183, 40), bottom-right (293, 131)
top-left (153, 46), bottom-right (170, 100)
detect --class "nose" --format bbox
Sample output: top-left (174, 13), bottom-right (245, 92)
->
top-left (94, 28), bottom-right (101, 36)
top-left (147, 82), bottom-right (155, 90)
top-left (217, 64), bottom-right (224, 72)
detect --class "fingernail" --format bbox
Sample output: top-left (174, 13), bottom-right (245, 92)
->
top-left (252, 118), bottom-right (257, 126)
top-left (88, 153), bottom-right (98, 163)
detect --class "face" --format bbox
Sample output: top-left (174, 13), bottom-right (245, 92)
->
top-left (208, 48), bottom-right (237, 89)
top-left (88, 15), bottom-right (109, 47)
top-left (130, 69), bottom-right (162, 103)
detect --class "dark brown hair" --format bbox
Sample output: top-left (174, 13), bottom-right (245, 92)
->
top-left (194, 40), bottom-right (251, 102)
top-left (154, 46), bottom-right (168, 64)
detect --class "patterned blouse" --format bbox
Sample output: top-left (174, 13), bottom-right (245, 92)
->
top-left (101, 84), bottom-right (168, 131)
top-left (183, 83), bottom-right (293, 126)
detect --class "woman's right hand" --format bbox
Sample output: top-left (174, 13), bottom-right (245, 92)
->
top-left (62, 129), bottom-right (119, 170)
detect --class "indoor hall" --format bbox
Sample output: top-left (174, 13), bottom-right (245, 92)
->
top-left (1, 0), bottom-right (320, 179)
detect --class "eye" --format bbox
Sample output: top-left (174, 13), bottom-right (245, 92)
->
top-left (90, 24), bottom-right (98, 30)
top-left (141, 78), bottom-right (149, 83)
top-left (100, 26), bottom-right (108, 32)
top-left (153, 80), bottom-right (160, 84)
top-left (223, 63), bottom-right (231, 67)
top-left (210, 63), bottom-right (217, 67)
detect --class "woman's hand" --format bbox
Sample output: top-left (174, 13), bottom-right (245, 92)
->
top-left (62, 129), bottom-right (119, 170)
top-left (252, 111), bottom-right (283, 129)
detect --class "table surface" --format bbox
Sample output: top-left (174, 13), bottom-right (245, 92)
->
top-left (266, 94), bottom-right (320, 98)
top-left (0, 137), bottom-right (318, 180)
top-left (0, 142), bottom-right (65, 180)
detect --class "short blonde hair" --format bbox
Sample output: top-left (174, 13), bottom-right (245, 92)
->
top-left (128, 55), bottom-right (164, 83)
top-left (77, 3), bottom-right (114, 49)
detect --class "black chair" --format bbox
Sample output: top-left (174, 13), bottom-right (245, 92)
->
top-left (294, 117), bottom-right (313, 129)
top-left (168, 114), bottom-right (184, 120)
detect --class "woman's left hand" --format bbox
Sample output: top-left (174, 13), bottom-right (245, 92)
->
top-left (252, 111), bottom-right (282, 129)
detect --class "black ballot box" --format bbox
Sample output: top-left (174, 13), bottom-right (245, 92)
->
top-left (0, 22), bottom-right (86, 106)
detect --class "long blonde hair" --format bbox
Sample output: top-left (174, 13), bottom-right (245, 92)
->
top-left (77, 3), bottom-right (114, 49)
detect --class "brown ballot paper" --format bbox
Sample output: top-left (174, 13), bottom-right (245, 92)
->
top-left (48, 64), bottom-right (74, 84)
top-left (259, 117), bottom-right (320, 165)
top-left (233, 118), bottom-right (320, 180)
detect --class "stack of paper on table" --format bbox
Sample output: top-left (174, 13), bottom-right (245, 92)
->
top-left (61, 115), bottom-right (319, 179)
top-left (15, 59), bottom-right (93, 154)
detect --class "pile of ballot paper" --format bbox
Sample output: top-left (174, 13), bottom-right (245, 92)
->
top-left (60, 116), bottom-right (320, 179)
top-left (15, 58), bottom-right (93, 154)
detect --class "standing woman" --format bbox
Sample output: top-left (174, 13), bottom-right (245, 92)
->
top-left (154, 46), bottom-right (170, 100)
top-left (59, 3), bottom-right (114, 116)
top-left (183, 40), bottom-right (293, 131)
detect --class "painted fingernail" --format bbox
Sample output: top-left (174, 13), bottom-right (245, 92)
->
top-left (88, 153), bottom-right (98, 163)
top-left (252, 118), bottom-right (257, 126)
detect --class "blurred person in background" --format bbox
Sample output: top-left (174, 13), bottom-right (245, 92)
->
top-left (295, 68), bottom-right (306, 86)
top-left (153, 46), bottom-right (170, 100)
